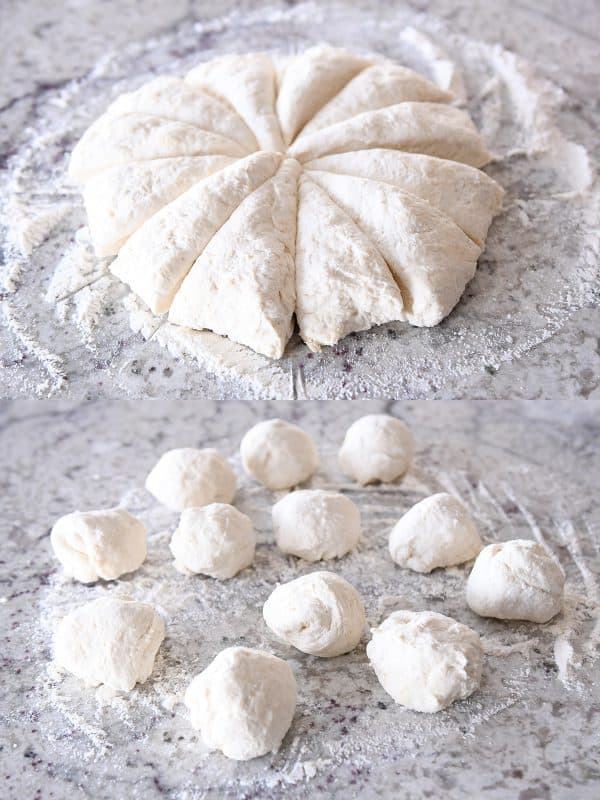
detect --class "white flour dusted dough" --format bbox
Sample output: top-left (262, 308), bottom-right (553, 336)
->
top-left (51, 508), bottom-right (147, 583)
top-left (389, 493), bottom-right (482, 573)
top-left (54, 597), bottom-right (165, 691)
top-left (145, 448), bottom-right (236, 511)
top-left (240, 419), bottom-right (319, 489)
top-left (263, 571), bottom-right (366, 657)
top-left (170, 504), bottom-right (256, 579)
top-left (272, 490), bottom-right (361, 561)
top-left (467, 539), bottom-right (565, 623)
top-left (185, 646), bottom-right (297, 760)
top-left (367, 610), bottom-right (483, 712)
top-left (339, 415), bottom-right (414, 484)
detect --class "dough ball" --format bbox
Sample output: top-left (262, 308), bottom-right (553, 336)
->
top-left (50, 508), bottom-right (147, 583)
top-left (170, 503), bottom-right (256, 579)
top-left (389, 492), bottom-right (481, 573)
top-left (54, 597), bottom-right (165, 691)
top-left (263, 571), bottom-right (366, 657)
top-left (367, 610), bottom-right (482, 712)
top-left (466, 539), bottom-right (565, 623)
top-left (185, 646), bottom-right (297, 760)
top-left (272, 490), bottom-right (361, 561)
top-left (339, 414), bottom-right (414, 484)
top-left (145, 447), bottom-right (236, 511)
top-left (240, 419), bottom-right (319, 490)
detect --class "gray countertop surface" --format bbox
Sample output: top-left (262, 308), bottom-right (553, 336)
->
top-left (0, 0), bottom-right (599, 400)
top-left (1, 399), bottom-right (599, 798)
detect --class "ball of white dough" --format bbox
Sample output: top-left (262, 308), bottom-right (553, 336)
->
top-left (51, 508), bottom-right (147, 583)
top-left (339, 414), bottom-right (414, 485)
top-left (389, 493), bottom-right (482, 573)
top-left (240, 419), bottom-right (319, 490)
top-left (145, 447), bottom-right (236, 511)
top-left (466, 539), bottom-right (565, 623)
top-left (263, 571), bottom-right (366, 657)
top-left (185, 646), bottom-right (297, 760)
top-left (272, 490), bottom-right (361, 561)
top-left (170, 503), bottom-right (256, 579)
top-left (367, 610), bottom-right (483, 712)
top-left (54, 597), bottom-right (165, 691)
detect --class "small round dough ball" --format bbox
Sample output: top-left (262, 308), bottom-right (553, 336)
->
top-left (240, 419), bottom-right (319, 490)
top-left (54, 597), bottom-right (165, 691)
top-left (263, 571), bottom-right (366, 657)
top-left (272, 490), bottom-right (361, 561)
top-left (50, 508), bottom-right (147, 583)
top-left (185, 646), bottom-right (297, 760)
top-left (466, 539), bottom-right (565, 623)
top-left (170, 503), bottom-right (256, 579)
top-left (367, 610), bottom-right (482, 712)
top-left (339, 414), bottom-right (414, 485)
top-left (389, 493), bottom-right (481, 573)
top-left (145, 447), bottom-right (236, 511)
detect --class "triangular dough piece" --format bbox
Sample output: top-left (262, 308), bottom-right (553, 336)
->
top-left (169, 158), bottom-right (300, 358)
top-left (84, 155), bottom-right (235, 257)
top-left (300, 62), bottom-right (452, 137)
top-left (306, 150), bottom-right (504, 246)
top-left (107, 76), bottom-right (258, 152)
top-left (295, 175), bottom-right (405, 350)
top-left (276, 46), bottom-right (371, 145)
top-left (309, 171), bottom-right (481, 326)
top-left (186, 54), bottom-right (284, 152)
top-left (289, 102), bottom-right (491, 167)
top-left (69, 113), bottom-right (245, 183)
top-left (111, 151), bottom-right (282, 314)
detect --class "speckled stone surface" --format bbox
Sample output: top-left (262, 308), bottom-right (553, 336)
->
top-left (1, 399), bottom-right (599, 798)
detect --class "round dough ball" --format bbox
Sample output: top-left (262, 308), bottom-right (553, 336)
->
top-left (240, 419), bottom-right (319, 490)
top-left (339, 414), bottom-right (414, 484)
top-left (145, 447), bottom-right (236, 511)
top-left (367, 610), bottom-right (483, 712)
top-left (54, 597), bottom-right (165, 691)
top-left (466, 539), bottom-right (565, 623)
top-left (50, 508), bottom-right (147, 583)
top-left (185, 646), bottom-right (297, 760)
top-left (389, 493), bottom-right (481, 573)
top-left (170, 503), bottom-right (256, 579)
top-left (272, 490), bottom-right (361, 561)
top-left (263, 571), bottom-right (366, 657)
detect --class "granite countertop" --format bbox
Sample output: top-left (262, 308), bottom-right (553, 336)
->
top-left (1, 399), bottom-right (599, 798)
top-left (0, 0), bottom-right (599, 400)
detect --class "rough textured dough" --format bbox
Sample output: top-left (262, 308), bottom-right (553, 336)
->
top-left (272, 490), bottom-right (361, 561)
top-left (50, 508), bottom-right (147, 583)
top-left (240, 418), bottom-right (319, 490)
top-left (184, 646), bottom-right (297, 760)
top-left (339, 414), bottom-right (414, 484)
top-left (170, 503), bottom-right (256, 579)
top-left (466, 539), bottom-right (565, 623)
top-left (367, 610), bottom-right (483, 712)
top-left (263, 571), bottom-right (366, 657)
top-left (54, 597), bottom-right (165, 691)
top-left (145, 447), bottom-right (236, 511)
top-left (389, 493), bottom-right (482, 573)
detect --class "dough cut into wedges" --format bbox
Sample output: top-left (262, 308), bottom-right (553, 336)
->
top-left (69, 113), bottom-right (246, 183)
top-left (289, 102), bottom-right (491, 167)
top-left (276, 46), bottom-right (372, 145)
top-left (186, 53), bottom-right (284, 152)
top-left (169, 158), bottom-right (299, 358)
top-left (111, 151), bottom-right (282, 314)
top-left (106, 76), bottom-right (258, 152)
top-left (84, 156), bottom-right (235, 257)
top-left (309, 170), bottom-right (481, 326)
top-left (305, 150), bottom-right (504, 246)
top-left (295, 175), bottom-right (405, 349)
top-left (300, 62), bottom-right (452, 137)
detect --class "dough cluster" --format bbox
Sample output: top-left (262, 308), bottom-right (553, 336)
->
top-left (70, 46), bottom-right (503, 358)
